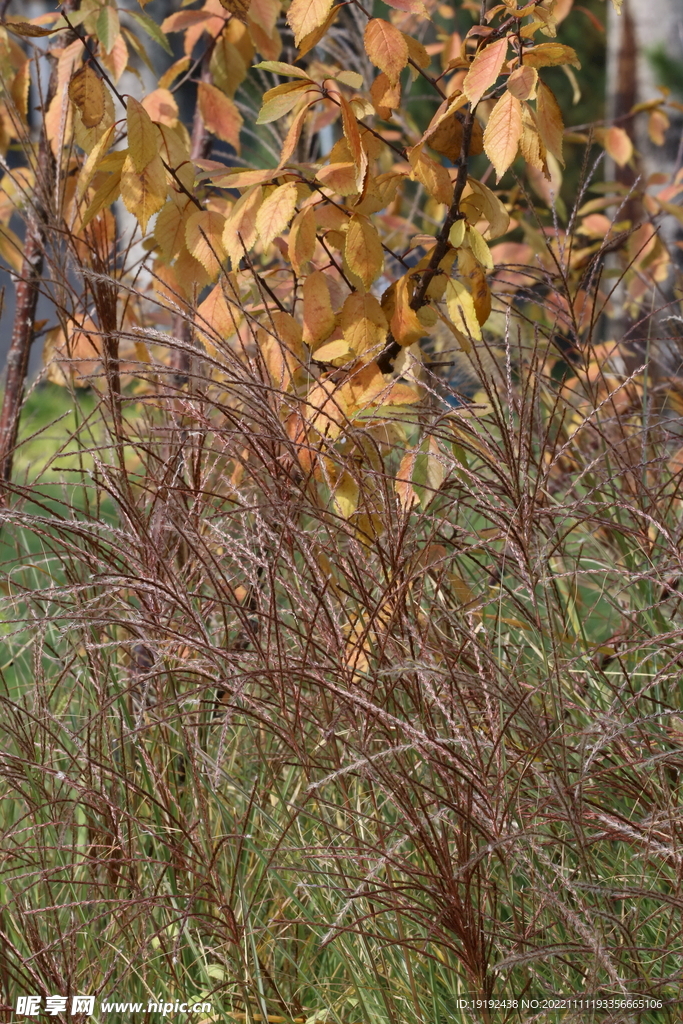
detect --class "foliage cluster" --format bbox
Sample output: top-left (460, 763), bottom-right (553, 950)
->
top-left (0, 0), bottom-right (682, 1021)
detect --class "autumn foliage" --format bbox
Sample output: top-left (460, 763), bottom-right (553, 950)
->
top-left (1, 0), bottom-right (683, 1017)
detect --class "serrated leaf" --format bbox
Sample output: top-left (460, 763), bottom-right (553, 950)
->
top-left (155, 200), bottom-right (190, 260)
top-left (128, 10), bottom-right (173, 54)
top-left (344, 214), bottom-right (384, 290)
top-left (4, 19), bottom-right (58, 37)
top-left (483, 89), bottom-right (522, 181)
top-left (507, 65), bottom-right (538, 101)
top-left (96, 5), bottom-right (120, 54)
top-left (186, 209), bottom-right (227, 276)
top-left (223, 185), bottom-right (262, 267)
top-left (219, 0), bottom-right (251, 22)
top-left (68, 67), bottom-right (105, 130)
top-left (288, 205), bottom-right (317, 274)
top-left (256, 80), bottom-right (313, 123)
top-left (340, 291), bottom-right (387, 356)
top-left (466, 225), bottom-right (493, 271)
top-left (336, 70), bottom-right (364, 89)
top-left (256, 181), bottom-right (298, 248)
top-left (465, 178), bottom-right (510, 238)
top-left (408, 147), bottom-right (453, 206)
top-left (446, 277), bottom-right (482, 340)
top-left (287, 0), bottom-right (334, 46)
top-left (521, 42), bottom-right (581, 69)
top-left (364, 19), bottom-right (409, 86)
top-left (303, 271), bottom-right (335, 348)
top-left (75, 125), bottom-right (115, 203)
top-left (463, 37), bottom-right (508, 107)
top-left (198, 83), bottom-right (242, 151)
top-left (536, 81), bottom-right (564, 164)
top-left (121, 152), bottom-right (167, 233)
top-left (127, 96), bottom-right (158, 172)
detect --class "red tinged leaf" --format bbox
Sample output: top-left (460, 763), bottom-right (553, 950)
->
top-left (364, 19), bottom-right (409, 86)
top-left (198, 83), bottom-right (243, 152)
top-left (463, 37), bottom-right (508, 108)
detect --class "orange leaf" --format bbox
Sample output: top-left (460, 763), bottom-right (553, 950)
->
top-left (364, 19), bottom-right (409, 86)
top-left (339, 93), bottom-right (368, 191)
top-left (463, 37), bottom-right (508, 108)
top-left (483, 90), bottom-right (522, 181)
top-left (506, 65), bottom-right (538, 101)
top-left (345, 214), bottom-right (384, 290)
top-left (408, 147), bottom-right (454, 206)
top-left (303, 270), bottom-right (336, 348)
top-left (287, 0), bottom-right (334, 46)
top-left (198, 82), bottom-right (242, 151)
top-left (386, 275), bottom-right (424, 347)
top-left (223, 185), bottom-right (263, 267)
top-left (604, 125), bottom-right (633, 168)
top-left (536, 81), bottom-right (564, 165)
top-left (279, 102), bottom-right (315, 167)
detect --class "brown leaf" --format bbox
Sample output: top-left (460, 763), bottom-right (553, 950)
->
top-left (69, 67), bottom-right (105, 130)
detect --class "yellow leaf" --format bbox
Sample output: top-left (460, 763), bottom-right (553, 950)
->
top-left (463, 37), bottom-right (508, 107)
top-left (408, 146), bottom-right (453, 206)
top-left (288, 205), bottom-right (317, 274)
top-left (340, 291), bottom-right (387, 357)
top-left (159, 56), bottom-right (191, 90)
top-left (81, 159), bottom-right (124, 229)
top-left (466, 225), bottom-right (493, 271)
top-left (68, 66), bottom-right (105, 129)
top-left (483, 89), bottom-right (522, 181)
top-left (604, 125), bottom-right (633, 168)
top-left (315, 338), bottom-right (353, 361)
top-left (127, 96), bottom-right (159, 172)
top-left (536, 81), bottom-right (564, 165)
top-left (507, 65), bottom-right (538, 101)
top-left (75, 125), bottom-right (115, 203)
top-left (303, 270), bottom-right (336, 348)
top-left (198, 82), bottom-right (242, 151)
top-left (74, 87), bottom-right (115, 153)
top-left (287, 0), bottom-right (334, 46)
top-left (520, 42), bottom-right (581, 69)
top-left (260, 310), bottom-right (304, 387)
top-left (464, 177), bottom-right (510, 238)
top-left (120, 152), bottom-right (167, 233)
top-left (449, 219), bottom-right (466, 248)
top-left (185, 209), bottom-right (227, 276)
top-left (344, 214), bottom-right (384, 290)
top-left (458, 248), bottom-right (491, 326)
top-left (446, 277), bottom-right (482, 340)
top-left (256, 181), bottom-right (298, 248)
top-left (333, 471), bottom-right (359, 519)
top-left (364, 19), bottom-right (409, 86)
top-left (339, 93), bottom-right (368, 190)
top-left (298, 4), bottom-right (340, 57)
top-left (256, 80), bottom-right (313, 123)
top-left (223, 185), bottom-right (262, 267)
